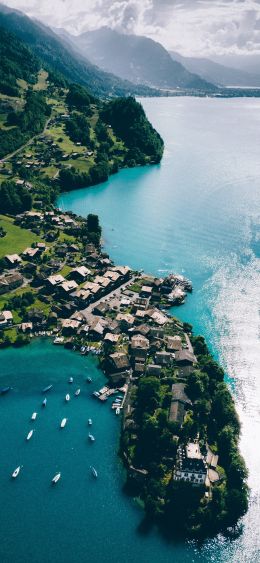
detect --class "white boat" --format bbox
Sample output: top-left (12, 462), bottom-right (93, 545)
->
top-left (26, 429), bottom-right (34, 441)
top-left (52, 472), bottom-right (61, 484)
top-left (88, 418), bottom-right (92, 426)
top-left (31, 412), bottom-right (37, 420)
top-left (115, 407), bottom-right (120, 415)
top-left (42, 398), bottom-right (47, 407)
top-left (65, 394), bottom-right (70, 402)
top-left (88, 433), bottom-right (95, 442)
top-left (60, 418), bottom-right (67, 428)
top-left (68, 377), bottom-right (73, 384)
top-left (90, 466), bottom-right (98, 478)
top-left (12, 466), bottom-right (21, 478)
top-left (75, 388), bottom-right (80, 396)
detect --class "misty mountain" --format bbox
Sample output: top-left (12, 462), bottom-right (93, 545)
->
top-left (170, 51), bottom-right (260, 88)
top-left (0, 4), bottom-right (158, 98)
top-left (65, 27), bottom-right (216, 92)
top-left (210, 54), bottom-right (260, 77)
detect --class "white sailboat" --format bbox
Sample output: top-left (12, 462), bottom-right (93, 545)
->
top-left (31, 412), bottom-right (37, 420)
top-left (12, 466), bottom-right (21, 478)
top-left (60, 418), bottom-right (67, 428)
top-left (26, 429), bottom-right (34, 441)
top-left (52, 472), bottom-right (61, 484)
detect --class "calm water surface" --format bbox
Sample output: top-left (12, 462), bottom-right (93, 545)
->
top-left (1, 97), bottom-right (260, 562)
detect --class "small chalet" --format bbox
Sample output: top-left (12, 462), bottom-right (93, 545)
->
top-left (5, 254), bottom-right (22, 268)
top-left (169, 382), bottom-right (192, 425)
top-left (0, 310), bottom-right (13, 329)
top-left (175, 349), bottom-right (197, 366)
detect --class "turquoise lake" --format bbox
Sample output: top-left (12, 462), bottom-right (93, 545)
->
top-left (1, 97), bottom-right (260, 562)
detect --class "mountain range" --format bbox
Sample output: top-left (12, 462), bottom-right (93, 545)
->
top-left (170, 51), bottom-right (260, 88)
top-left (0, 4), bottom-right (160, 98)
top-left (63, 27), bottom-right (216, 93)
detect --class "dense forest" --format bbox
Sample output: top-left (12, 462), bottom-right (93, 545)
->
top-left (101, 97), bottom-right (164, 165)
top-left (0, 180), bottom-right (32, 214)
top-left (0, 26), bottom-right (39, 97)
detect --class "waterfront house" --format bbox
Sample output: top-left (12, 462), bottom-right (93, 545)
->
top-left (0, 310), bottom-right (13, 329)
top-left (169, 383), bottom-right (192, 426)
top-left (108, 352), bottom-right (130, 373)
top-left (5, 254), bottom-right (22, 268)
top-left (173, 443), bottom-right (207, 486)
top-left (21, 322), bottom-right (33, 333)
top-left (113, 265), bottom-right (131, 279)
top-left (150, 310), bottom-right (169, 325)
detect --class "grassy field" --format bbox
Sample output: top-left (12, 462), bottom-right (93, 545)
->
top-left (0, 215), bottom-right (42, 259)
top-left (46, 124), bottom-right (86, 154)
top-left (33, 70), bottom-right (48, 91)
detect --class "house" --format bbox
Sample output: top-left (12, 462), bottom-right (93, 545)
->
top-left (131, 324), bottom-right (150, 338)
top-left (113, 265), bottom-right (131, 279)
top-left (69, 266), bottom-right (91, 282)
top-left (27, 308), bottom-right (46, 327)
top-left (140, 285), bottom-right (153, 297)
top-left (166, 335), bottom-right (182, 352)
top-left (134, 363), bottom-right (146, 375)
top-left (93, 302), bottom-right (109, 316)
top-left (94, 276), bottom-right (111, 290)
top-left (0, 310), bottom-right (13, 329)
top-left (131, 334), bottom-right (149, 350)
top-left (104, 333), bottom-right (120, 344)
top-left (173, 443), bottom-right (207, 486)
top-left (61, 318), bottom-right (81, 334)
top-left (0, 272), bottom-right (24, 294)
top-left (47, 274), bottom-right (65, 289)
top-left (5, 254), bottom-right (22, 268)
top-left (149, 327), bottom-right (164, 340)
top-left (88, 317), bottom-right (108, 340)
top-left (146, 364), bottom-right (162, 377)
top-left (22, 247), bottom-right (41, 260)
top-left (175, 349), bottom-right (197, 366)
top-left (108, 352), bottom-right (130, 373)
top-left (155, 351), bottom-right (173, 366)
top-left (103, 270), bottom-right (120, 284)
top-left (72, 288), bottom-right (92, 307)
top-left (59, 280), bottom-right (78, 295)
top-left (36, 242), bottom-right (47, 251)
top-left (116, 313), bottom-right (135, 330)
top-left (169, 383), bottom-right (192, 425)
top-left (134, 296), bottom-right (150, 311)
top-left (21, 322), bottom-right (33, 333)
top-left (83, 282), bottom-right (101, 297)
top-left (150, 310), bottom-right (169, 325)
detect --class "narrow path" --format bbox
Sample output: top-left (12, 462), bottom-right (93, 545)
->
top-left (1, 117), bottom-right (52, 162)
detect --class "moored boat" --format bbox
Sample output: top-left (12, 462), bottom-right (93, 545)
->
top-left (42, 397), bottom-right (47, 407)
top-left (75, 388), bottom-right (80, 396)
top-left (26, 429), bottom-right (34, 441)
top-left (65, 394), bottom-right (70, 402)
top-left (90, 466), bottom-right (98, 478)
top-left (115, 407), bottom-right (120, 415)
top-left (31, 412), bottom-right (37, 420)
top-left (60, 418), bottom-right (67, 428)
top-left (1, 386), bottom-right (11, 395)
top-left (42, 385), bottom-right (53, 393)
top-left (52, 472), bottom-right (61, 484)
top-left (12, 466), bottom-right (21, 478)
top-left (68, 377), bottom-right (73, 384)
top-left (86, 377), bottom-right (92, 383)
top-left (88, 433), bottom-right (95, 442)
top-left (88, 418), bottom-right (92, 426)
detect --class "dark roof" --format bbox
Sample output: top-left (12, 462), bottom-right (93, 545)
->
top-left (171, 383), bottom-right (192, 405)
top-left (175, 349), bottom-right (197, 365)
top-left (169, 401), bottom-right (185, 425)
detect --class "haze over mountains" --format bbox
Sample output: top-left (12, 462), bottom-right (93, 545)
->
top-left (170, 52), bottom-right (260, 88)
top-left (64, 27), bottom-right (216, 92)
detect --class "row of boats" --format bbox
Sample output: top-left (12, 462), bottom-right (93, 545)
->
top-left (11, 465), bottom-right (98, 481)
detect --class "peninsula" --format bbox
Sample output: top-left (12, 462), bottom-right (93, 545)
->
top-left (0, 16), bottom-right (248, 542)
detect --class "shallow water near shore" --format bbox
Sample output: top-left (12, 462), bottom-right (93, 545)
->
top-left (1, 96), bottom-right (260, 562)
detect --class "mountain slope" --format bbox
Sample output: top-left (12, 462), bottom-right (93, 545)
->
top-left (170, 51), bottom-right (260, 88)
top-left (0, 26), bottom-right (40, 96)
top-left (0, 5), bottom-right (158, 98)
top-left (66, 27), bottom-right (216, 92)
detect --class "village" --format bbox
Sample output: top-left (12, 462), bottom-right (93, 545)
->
top-left (0, 204), bottom-right (224, 503)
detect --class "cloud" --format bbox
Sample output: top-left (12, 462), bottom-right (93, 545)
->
top-left (2, 0), bottom-right (260, 55)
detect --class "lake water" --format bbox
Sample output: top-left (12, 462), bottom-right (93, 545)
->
top-left (1, 97), bottom-right (260, 562)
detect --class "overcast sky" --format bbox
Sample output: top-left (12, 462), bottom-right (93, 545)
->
top-left (2, 0), bottom-right (260, 56)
